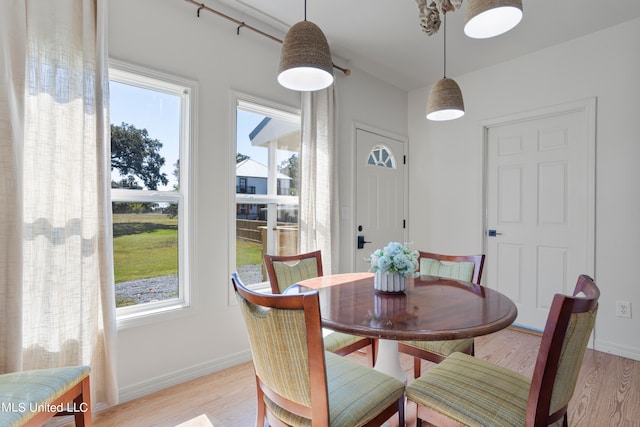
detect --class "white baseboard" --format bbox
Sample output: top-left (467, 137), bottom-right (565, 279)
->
top-left (594, 339), bottom-right (640, 362)
top-left (117, 349), bottom-right (253, 403)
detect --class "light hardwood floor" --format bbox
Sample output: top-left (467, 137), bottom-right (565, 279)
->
top-left (58, 328), bottom-right (640, 426)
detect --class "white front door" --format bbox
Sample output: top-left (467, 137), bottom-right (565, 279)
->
top-left (485, 100), bottom-right (596, 330)
top-left (354, 128), bottom-right (407, 272)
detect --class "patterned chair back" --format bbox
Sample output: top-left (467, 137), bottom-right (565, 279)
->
top-left (264, 250), bottom-right (323, 294)
top-left (418, 251), bottom-right (485, 285)
top-left (527, 274), bottom-right (600, 426)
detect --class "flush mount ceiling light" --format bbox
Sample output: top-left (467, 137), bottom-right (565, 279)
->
top-left (277, 0), bottom-right (334, 91)
top-left (464, 0), bottom-right (523, 39)
top-left (426, 13), bottom-right (464, 121)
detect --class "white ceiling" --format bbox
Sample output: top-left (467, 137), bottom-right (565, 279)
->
top-left (211, 0), bottom-right (640, 91)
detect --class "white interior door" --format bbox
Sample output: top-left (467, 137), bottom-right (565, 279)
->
top-left (354, 128), bottom-right (406, 272)
top-left (485, 101), bottom-right (595, 330)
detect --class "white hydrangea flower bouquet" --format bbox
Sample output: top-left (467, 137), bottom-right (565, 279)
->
top-left (368, 242), bottom-right (419, 277)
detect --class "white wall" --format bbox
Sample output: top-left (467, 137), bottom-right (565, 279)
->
top-left (334, 67), bottom-right (408, 272)
top-left (408, 18), bottom-right (640, 360)
top-left (108, 0), bottom-right (407, 401)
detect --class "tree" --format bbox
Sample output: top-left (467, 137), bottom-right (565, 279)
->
top-left (236, 153), bottom-right (250, 163)
top-left (279, 153), bottom-right (298, 195)
top-left (172, 159), bottom-right (180, 191)
top-left (111, 122), bottom-right (168, 190)
top-left (164, 159), bottom-right (180, 218)
top-left (111, 176), bottom-right (142, 190)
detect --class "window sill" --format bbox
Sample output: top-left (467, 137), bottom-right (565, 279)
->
top-left (116, 300), bottom-right (192, 330)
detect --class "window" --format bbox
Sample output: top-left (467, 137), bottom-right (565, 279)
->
top-left (233, 96), bottom-right (301, 287)
top-left (109, 60), bottom-right (195, 318)
top-left (367, 145), bottom-right (396, 169)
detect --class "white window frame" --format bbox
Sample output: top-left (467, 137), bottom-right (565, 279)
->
top-left (230, 92), bottom-right (301, 296)
top-left (110, 59), bottom-right (197, 327)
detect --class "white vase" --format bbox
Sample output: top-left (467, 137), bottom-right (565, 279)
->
top-left (374, 271), bottom-right (407, 293)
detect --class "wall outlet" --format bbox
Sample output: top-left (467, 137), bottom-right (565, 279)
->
top-left (616, 301), bottom-right (632, 318)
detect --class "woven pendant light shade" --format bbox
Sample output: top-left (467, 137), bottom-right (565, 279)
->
top-left (464, 0), bottom-right (523, 39)
top-left (278, 20), bottom-right (334, 91)
top-left (426, 77), bottom-right (465, 121)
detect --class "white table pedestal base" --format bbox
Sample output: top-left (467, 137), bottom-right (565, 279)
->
top-left (373, 339), bottom-right (406, 383)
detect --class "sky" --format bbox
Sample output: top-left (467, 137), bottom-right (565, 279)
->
top-left (236, 109), bottom-right (269, 166)
top-left (109, 81), bottom-right (181, 191)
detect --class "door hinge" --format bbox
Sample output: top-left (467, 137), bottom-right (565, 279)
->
top-left (403, 219), bottom-right (406, 229)
top-left (403, 155), bottom-right (406, 165)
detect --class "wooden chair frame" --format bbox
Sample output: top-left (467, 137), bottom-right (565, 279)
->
top-left (263, 250), bottom-right (324, 295)
top-left (398, 251), bottom-right (485, 377)
top-left (409, 274), bottom-right (600, 427)
top-left (263, 250), bottom-right (376, 366)
top-left (526, 274), bottom-right (599, 426)
top-left (22, 374), bottom-right (91, 427)
top-left (231, 273), bottom-right (404, 427)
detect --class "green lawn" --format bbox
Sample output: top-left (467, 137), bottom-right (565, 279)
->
top-left (113, 213), bottom-right (178, 283)
top-left (113, 214), bottom-right (263, 284)
top-left (236, 239), bottom-right (262, 266)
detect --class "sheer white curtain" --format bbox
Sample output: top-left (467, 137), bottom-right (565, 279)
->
top-left (299, 87), bottom-right (340, 273)
top-left (0, 0), bottom-right (118, 406)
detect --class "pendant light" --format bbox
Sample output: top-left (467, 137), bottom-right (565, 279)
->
top-left (464, 0), bottom-right (523, 39)
top-left (426, 13), bottom-right (464, 121)
top-left (278, 0), bottom-right (334, 91)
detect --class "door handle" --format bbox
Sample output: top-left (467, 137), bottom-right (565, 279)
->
top-left (487, 229), bottom-right (503, 237)
top-left (357, 235), bottom-right (371, 249)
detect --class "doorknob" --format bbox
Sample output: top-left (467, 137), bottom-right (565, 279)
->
top-left (487, 229), bottom-right (503, 237)
top-left (357, 235), bottom-right (371, 249)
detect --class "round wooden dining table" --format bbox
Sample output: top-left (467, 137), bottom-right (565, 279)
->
top-left (292, 272), bottom-right (517, 381)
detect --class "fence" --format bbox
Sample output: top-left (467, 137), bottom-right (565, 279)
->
top-left (237, 219), bottom-right (263, 243)
top-left (236, 219), bottom-right (299, 256)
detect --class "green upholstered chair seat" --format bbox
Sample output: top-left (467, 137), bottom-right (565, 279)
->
top-left (406, 352), bottom-right (531, 427)
top-left (322, 329), bottom-right (366, 353)
top-left (399, 338), bottom-right (474, 358)
top-left (0, 366), bottom-right (90, 427)
top-left (265, 352), bottom-right (405, 427)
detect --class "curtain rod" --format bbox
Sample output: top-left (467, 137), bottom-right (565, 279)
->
top-left (184, 0), bottom-right (351, 76)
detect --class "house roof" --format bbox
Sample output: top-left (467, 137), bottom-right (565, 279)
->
top-left (249, 116), bottom-right (300, 152)
top-left (236, 158), bottom-right (291, 181)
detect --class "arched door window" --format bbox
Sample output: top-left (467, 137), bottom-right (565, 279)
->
top-left (367, 145), bottom-right (396, 169)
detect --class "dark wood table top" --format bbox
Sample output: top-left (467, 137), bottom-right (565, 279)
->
top-left (292, 272), bottom-right (518, 341)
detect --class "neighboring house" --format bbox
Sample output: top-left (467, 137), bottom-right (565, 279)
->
top-left (235, 158), bottom-right (292, 220)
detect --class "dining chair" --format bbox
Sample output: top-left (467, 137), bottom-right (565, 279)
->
top-left (398, 251), bottom-right (485, 377)
top-left (231, 273), bottom-right (406, 427)
top-left (406, 274), bottom-right (600, 427)
top-left (264, 251), bottom-right (376, 366)
top-left (0, 365), bottom-right (91, 426)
